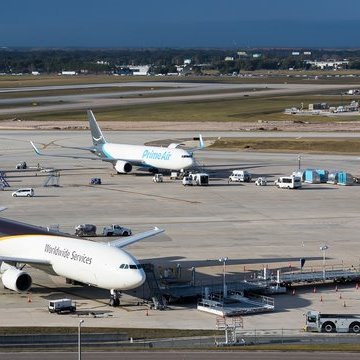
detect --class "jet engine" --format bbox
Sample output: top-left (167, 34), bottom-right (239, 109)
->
top-left (114, 160), bottom-right (132, 174)
top-left (1, 266), bottom-right (32, 292)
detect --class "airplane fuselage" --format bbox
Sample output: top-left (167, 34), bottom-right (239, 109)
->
top-left (100, 143), bottom-right (194, 170)
top-left (0, 234), bottom-right (145, 290)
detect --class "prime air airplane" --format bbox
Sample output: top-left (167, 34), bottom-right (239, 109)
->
top-left (0, 210), bottom-right (163, 306)
top-left (31, 110), bottom-right (204, 174)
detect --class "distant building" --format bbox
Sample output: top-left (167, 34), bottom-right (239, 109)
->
top-left (128, 65), bottom-right (150, 76)
top-left (306, 60), bottom-right (349, 69)
top-left (303, 51), bottom-right (312, 55)
top-left (184, 59), bottom-right (191, 65)
top-left (237, 51), bottom-right (248, 57)
top-left (225, 56), bottom-right (234, 61)
top-left (252, 53), bottom-right (261, 58)
top-left (31, 71), bottom-right (40, 75)
top-left (292, 52), bottom-right (300, 56)
top-left (61, 71), bottom-right (77, 76)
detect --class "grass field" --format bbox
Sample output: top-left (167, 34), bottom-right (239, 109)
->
top-left (2, 92), bottom-right (358, 123)
top-left (209, 137), bottom-right (360, 154)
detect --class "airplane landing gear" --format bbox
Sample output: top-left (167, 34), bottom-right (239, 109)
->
top-left (110, 289), bottom-right (121, 307)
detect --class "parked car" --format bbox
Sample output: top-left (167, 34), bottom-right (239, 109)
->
top-left (12, 188), bottom-right (34, 197)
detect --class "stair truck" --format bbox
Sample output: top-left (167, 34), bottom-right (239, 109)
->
top-left (305, 310), bottom-right (360, 333)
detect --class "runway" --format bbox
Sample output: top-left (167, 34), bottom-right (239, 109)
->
top-left (0, 81), bottom-right (351, 115)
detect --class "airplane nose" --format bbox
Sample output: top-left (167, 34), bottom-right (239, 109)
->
top-left (135, 269), bottom-right (146, 287)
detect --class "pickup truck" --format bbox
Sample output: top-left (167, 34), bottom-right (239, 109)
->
top-left (103, 224), bottom-right (132, 236)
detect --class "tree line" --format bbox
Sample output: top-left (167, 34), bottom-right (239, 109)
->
top-left (2, 48), bottom-right (360, 74)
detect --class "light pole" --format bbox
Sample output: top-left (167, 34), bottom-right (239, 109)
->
top-left (320, 245), bottom-right (329, 280)
top-left (219, 257), bottom-right (228, 298)
top-left (78, 319), bottom-right (84, 360)
top-left (298, 154), bottom-right (301, 170)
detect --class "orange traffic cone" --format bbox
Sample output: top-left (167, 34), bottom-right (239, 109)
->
top-left (313, 287), bottom-right (317, 293)
top-left (335, 286), bottom-right (338, 292)
top-left (343, 301), bottom-right (346, 307)
top-left (320, 296), bottom-right (323, 302)
top-left (339, 293), bottom-right (342, 299)
top-left (146, 309), bottom-right (149, 316)
top-left (356, 283), bottom-right (359, 290)
top-left (27, 293), bottom-right (31, 303)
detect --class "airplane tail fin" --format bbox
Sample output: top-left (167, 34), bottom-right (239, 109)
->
top-left (189, 134), bottom-right (205, 152)
top-left (88, 110), bottom-right (107, 146)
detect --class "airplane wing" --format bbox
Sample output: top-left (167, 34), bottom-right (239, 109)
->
top-left (30, 141), bottom-right (100, 160)
top-left (108, 227), bottom-right (164, 248)
top-left (0, 255), bottom-right (51, 266)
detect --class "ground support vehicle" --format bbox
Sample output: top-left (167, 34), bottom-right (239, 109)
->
top-left (228, 170), bottom-right (251, 183)
top-left (16, 161), bottom-right (27, 170)
top-left (153, 173), bottom-right (164, 183)
top-left (192, 173), bottom-right (209, 186)
top-left (182, 176), bottom-right (193, 186)
top-left (274, 176), bottom-right (302, 189)
top-left (103, 224), bottom-right (132, 236)
top-left (305, 310), bottom-right (360, 333)
top-left (48, 299), bottom-right (76, 314)
top-left (90, 178), bottom-right (101, 185)
top-left (75, 224), bottom-right (97, 237)
top-left (255, 177), bottom-right (267, 186)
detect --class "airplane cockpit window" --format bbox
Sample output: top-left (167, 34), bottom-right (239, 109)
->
top-left (182, 154), bottom-right (193, 158)
top-left (120, 264), bottom-right (141, 269)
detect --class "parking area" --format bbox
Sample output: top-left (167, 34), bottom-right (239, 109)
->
top-left (1, 130), bottom-right (360, 330)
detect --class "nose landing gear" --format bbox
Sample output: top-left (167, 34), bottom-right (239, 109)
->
top-left (110, 289), bottom-right (121, 307)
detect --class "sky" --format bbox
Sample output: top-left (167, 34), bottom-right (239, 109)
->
top-left (2, 0), bottom-right (360, 48)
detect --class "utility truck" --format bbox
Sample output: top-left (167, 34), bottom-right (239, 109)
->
top-left (305, 310), bottom-right (360, 333)
top-left (48, 299), bottom-right (76, 314)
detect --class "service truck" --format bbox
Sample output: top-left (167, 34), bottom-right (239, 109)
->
top-left (103, 224), bottom-right (132, 236)
top-left (305, 310), bottom-right (360, 333)
top-left (48, 299), bottom-right (76, 314)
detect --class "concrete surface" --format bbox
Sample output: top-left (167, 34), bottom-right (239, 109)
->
top-left (1, 130), bottom-right (360, 331)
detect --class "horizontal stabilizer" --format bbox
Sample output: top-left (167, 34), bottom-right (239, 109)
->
top-left (108, 227), bottom-right (164, 248)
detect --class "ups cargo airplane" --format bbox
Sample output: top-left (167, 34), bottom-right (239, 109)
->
top-left (31, 110), bottom-right (204, 174)
top-left (0, 209), bottom-right (163, 306)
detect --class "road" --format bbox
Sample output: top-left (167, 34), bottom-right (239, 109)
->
top-left (1, 351), bottom-right (359, 360)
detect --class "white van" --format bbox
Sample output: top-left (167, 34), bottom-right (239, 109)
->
top-left (274, 176), bottom-right (302, 189)
top-left (228, 170), bottom-right (251, 183)
top-left (12, 188), bottom-right (34, 197)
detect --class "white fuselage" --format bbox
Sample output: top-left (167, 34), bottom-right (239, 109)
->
top-left (101, 143), bottom-right (194, 170)
top-left (0, 235), bottom-right (145, 290)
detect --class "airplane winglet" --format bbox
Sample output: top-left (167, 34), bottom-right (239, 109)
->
top-left (30, 141), bottom-right (41, 155)
top-left (199, 134), bottom-right (204, 149)
top-left (0, 207), bottom-right (7, 213)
